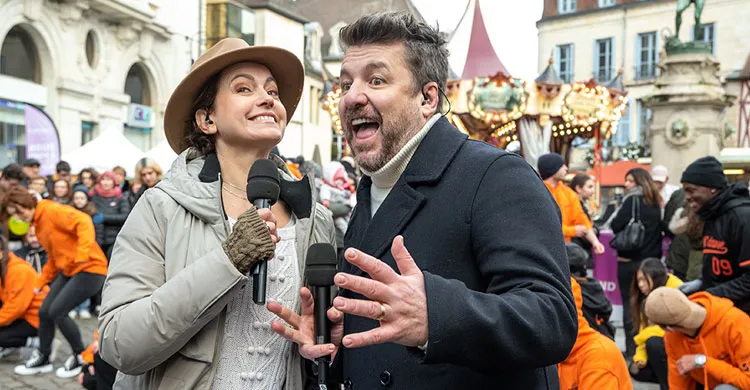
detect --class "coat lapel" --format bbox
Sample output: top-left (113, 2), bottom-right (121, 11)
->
top-left (344, 117), bottom-right (467, 278)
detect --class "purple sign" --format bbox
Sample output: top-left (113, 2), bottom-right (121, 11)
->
top-left (593, 231), bottom-right (622, 305)
top-left (24, 104), bottom-right (60, 176)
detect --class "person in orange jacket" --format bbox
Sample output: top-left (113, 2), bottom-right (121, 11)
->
top-left (2, 185), bottom-right (108, 379)
top-left (0, 241), bottom-right (48, 357)
top-left (538, 153), bottom-right (605, 255)
top-left (645, 287), bottom-right (750, 390)
top-left (558, 277), bottom-right (632, 390)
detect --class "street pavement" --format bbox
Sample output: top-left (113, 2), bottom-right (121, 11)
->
top-left (0, 317), bottom-right (97, 390)
top-left (0, 320), bottom-right (660, 390)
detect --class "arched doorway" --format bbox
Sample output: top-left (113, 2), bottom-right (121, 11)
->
top-left (123, 63), bottom-right (154, 151)
top-left (0, 25), bottom-right (40, 83)
top-left (0, 25), bottom-right (45, 165)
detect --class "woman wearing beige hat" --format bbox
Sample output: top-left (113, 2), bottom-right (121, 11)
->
top-left (98, 38), bottom-right (335, 390)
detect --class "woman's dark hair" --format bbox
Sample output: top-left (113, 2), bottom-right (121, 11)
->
top-left (625, 168), bottom-right (663, 207)
top-left (630, 258), bottom-right (669, 332)
top-left (186, 73), bottom-right (221, 155)
top-left (78, 168), bottom-right (99, 187)
top-left (569, 173), bottom-right (593, 193)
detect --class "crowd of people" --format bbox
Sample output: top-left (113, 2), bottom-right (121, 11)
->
top-left (0, 9), bottom-right (748, 390)
top-left (0, 157), bottom-right (164, 388)
top-left (544, 150), bottom-right (750, 389)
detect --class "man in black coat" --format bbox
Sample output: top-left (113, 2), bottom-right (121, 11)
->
top-left (269, 12), bottom-right (576, 389)
top-left (679, 156), bottom-right (750, 314)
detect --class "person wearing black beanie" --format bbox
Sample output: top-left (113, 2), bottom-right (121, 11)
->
top-left (679, 155), bottom-right (750, 316)
top-left (537, 153), bottom-right (566, 181)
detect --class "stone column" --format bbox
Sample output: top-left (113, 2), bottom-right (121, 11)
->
top-left (644, 51), bottom-right (734, 185)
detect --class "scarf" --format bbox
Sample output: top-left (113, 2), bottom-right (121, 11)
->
top-left (93, 183), bottom-right (122, 198)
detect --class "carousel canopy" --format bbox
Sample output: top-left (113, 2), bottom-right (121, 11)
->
top-left (447, 0), bottom-right (508, 79)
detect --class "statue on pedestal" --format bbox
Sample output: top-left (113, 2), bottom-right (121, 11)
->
top-left (675, 0), bottom-right (705, 39)
top-left (665, 0), bottom-right (711, 55)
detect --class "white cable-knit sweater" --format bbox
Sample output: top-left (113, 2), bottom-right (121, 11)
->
top-left (212, 217), bottom-right (300, 390)
top-left (361, 114), bottom-right (441, 216)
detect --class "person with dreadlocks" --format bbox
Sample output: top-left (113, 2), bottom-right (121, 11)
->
top-left (0, 232), bottom-right (48, 359)
top-left (1, 185), bottom-right (108, 379)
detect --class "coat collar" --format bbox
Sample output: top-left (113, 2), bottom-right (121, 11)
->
top-left (197, 152), bottom-right (312, 219)
top-left (401, 116), bottom-right (467, 184)
top-left (343, 117), bottom-right (467, 271)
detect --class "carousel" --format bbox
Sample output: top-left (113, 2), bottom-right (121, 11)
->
top-left (323, 0), bottom-right (629, 208)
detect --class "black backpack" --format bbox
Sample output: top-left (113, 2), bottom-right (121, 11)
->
top-left (578, 278), bottom-right (616, 340)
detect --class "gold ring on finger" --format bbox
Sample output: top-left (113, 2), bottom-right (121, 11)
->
top-left (376, 303), bottom-right (386, 321)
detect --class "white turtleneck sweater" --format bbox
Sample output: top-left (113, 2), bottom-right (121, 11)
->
top-left (361, 114), bottom-right (441, 217)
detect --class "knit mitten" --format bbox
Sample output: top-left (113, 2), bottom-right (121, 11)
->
top-left (222, 206), bottom-right (276, 274)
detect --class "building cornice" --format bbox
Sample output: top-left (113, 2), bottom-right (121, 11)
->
top-left (244, 2), bottom-right (309, 24)
top-left (537, 0), bottom-right (673, 26)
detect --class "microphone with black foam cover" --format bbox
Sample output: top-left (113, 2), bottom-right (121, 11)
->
top-left (305, 243), bottom-right (338, 389)
top-left (246, 158), bottom-right (280, 305)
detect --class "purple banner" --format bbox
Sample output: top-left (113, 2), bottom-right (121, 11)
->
top-left (24, 104), bottom-right (60, 177)
top-left (593, 231), bottom-right (622, 305)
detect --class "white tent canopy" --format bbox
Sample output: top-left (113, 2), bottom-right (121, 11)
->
top-left (145, 139), bottom-right (178, 172)
top-left (61, 129), bottom-right (146, 174)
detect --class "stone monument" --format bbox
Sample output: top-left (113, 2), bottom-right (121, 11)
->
top-left (643, 0), bottom-right (734, 185)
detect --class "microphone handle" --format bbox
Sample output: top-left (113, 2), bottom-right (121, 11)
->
top-left (252, 198), bottom-right (272, 304)
top-left (313, 285), bottom-right (332, 387)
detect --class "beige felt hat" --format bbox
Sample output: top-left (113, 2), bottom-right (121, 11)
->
top-left (163, 38), bottom-right (304, 154)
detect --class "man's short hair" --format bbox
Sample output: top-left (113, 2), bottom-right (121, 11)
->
top-left (2, 164), bottom-right (25, 181)
top-left (112, 166), bottom-right (127, 176)
top-left (56, 160), bottom-right (71, 173)
top-left (339, 12), bottom-right (450, 112)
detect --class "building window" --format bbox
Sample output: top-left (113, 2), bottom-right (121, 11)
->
top-left (85, 30), bottom-right (99, 69)
top-left (124, 126), bottom-right (152, 152)
top-left (226, 4), bottom-right (255, 45)
top-left (555, 44), bottom-right (574, 83)
top-left (0, 26), bottom-right (40, 83)
top-left (693, 22), bottom-right (715, 54)
top-left (558, 0), bottom-right (576, 14)
top-left (594, 38), bottom-right (613, 83)
top-left (614, 102), bottom-right (631, 147)
top-left (635, 32), bottom-right (657, 80)
top-left (125, 64), bottom-right (151, 106)
top-left (598, 0), bottom-right (616, 7)
top-left (636, 100), bottom-right (652, 144)
top-left (81, 121), bottom-right (97, 145)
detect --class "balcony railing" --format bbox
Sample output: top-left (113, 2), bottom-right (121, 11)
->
top-left (594, 68), bottom-right (614, 83)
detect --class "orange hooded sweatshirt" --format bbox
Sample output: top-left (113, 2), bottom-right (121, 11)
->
top-left (558, 278), bottom-right (632, 390)
top-left (544, 181), bottom-right (592, 242)
top-left (0, 253), bottom-right (48, 328)
top-left (665, 292), bottom-right (750, 390)
top-left (33, 200), bottom-right (108, 289)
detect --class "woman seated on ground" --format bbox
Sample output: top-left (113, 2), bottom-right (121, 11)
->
top-left (629, 258), bottom-right (682, 390)
top-left (0, 235), bottom-right (48, 359)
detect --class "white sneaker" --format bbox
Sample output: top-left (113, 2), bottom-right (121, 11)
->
top-left (14, 349), bottom-right (53, 375)
top-left (55, 354), bottom-right (84, 378)
top-left (78, 310), bottom-right (92, 320)
top-left (49, 339), bottom-right (62, 363)
top-left (68, 311), bottom-right (77, 319)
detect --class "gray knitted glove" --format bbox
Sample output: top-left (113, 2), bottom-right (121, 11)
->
top-left (222, 206), bottom-right (276, 274)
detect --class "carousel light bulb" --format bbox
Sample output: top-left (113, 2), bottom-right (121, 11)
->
top-left (567, 130), bottom-right (572, 135)
top-left (506, 136), bottom-right (511, 142)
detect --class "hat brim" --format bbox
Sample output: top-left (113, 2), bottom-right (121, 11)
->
top-left (163, 46), bottom-right (304, 154)
top-left (652, 175), bottom-right (667, 183)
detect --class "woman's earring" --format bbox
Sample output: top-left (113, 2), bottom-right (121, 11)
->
top-left (205, 113), bottom-right (213, 125)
